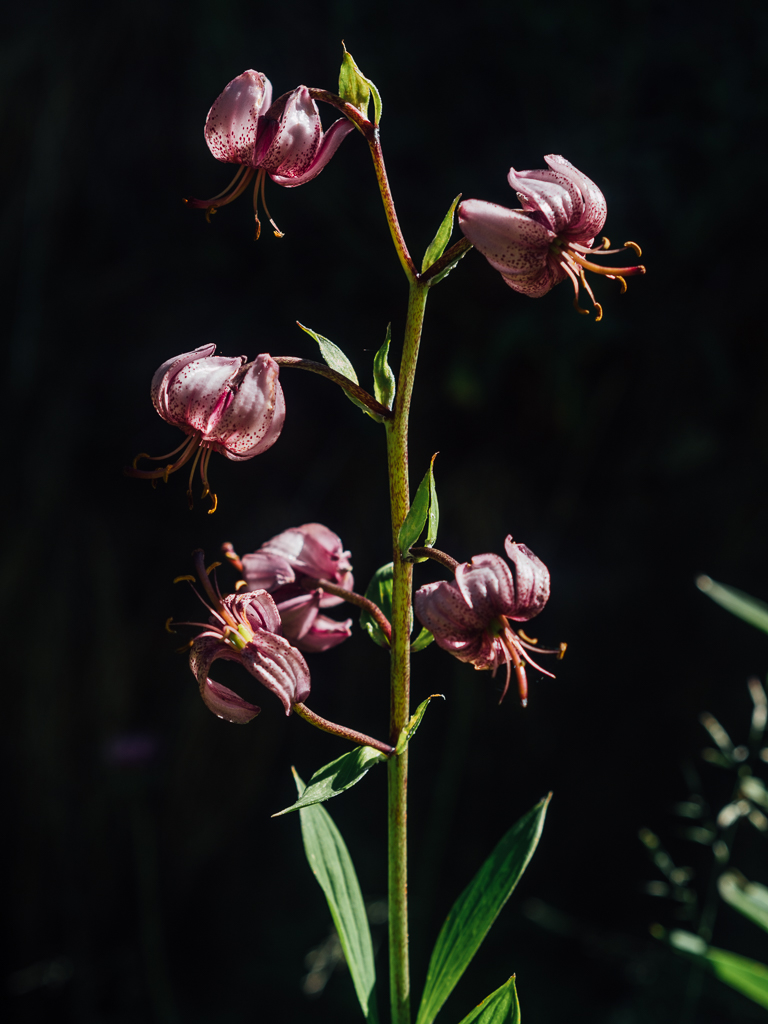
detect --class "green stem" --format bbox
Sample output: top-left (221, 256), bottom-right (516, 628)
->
top-left (386, 278), bottom-right (430, 1024)
top-left (367, 132), bottom-right (417, 282)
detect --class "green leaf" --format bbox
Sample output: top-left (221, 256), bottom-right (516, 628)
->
top-left (457, 976), bottom-right (520, 1024)
top-left (360, 562), bottom-right (394, 648)
top-left (297, 322), bottom-right (381, 420)
top-left (373, 325), bottom-right (396, 411)
top-left (295, 770), bottom-right (379, 1022)
top-left (411, 626), bottom-right (435, 652)
top-left (339, 44), bottom-right (371, 118)
top-left (396, 694), bottom-right (444, 755)
top-left (697, 576), bottom-right (768, 635)
top-left (398, 454), bottom-right (439, 561)
top-left (718, 871), bottom-right (768, 933)
top-left (273, 747), bottom-right (388, 816)
top-left (668, 929), bottom-right (768, 1009)
top-left (337, 44), bottom-right (382, 124)
top-left (422, 195), bottom-right (461, 274)
top-left (426, 244), bottom-right (471, 286)
top-left (416, 795), bottom-right (551, 1024)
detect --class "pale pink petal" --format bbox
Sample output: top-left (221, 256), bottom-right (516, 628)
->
top-left (503, 538), bottom-right (551, 619)
top-left (204, 70), bottom-right (273, 166)
top-left (507, 166), bottom-right (575, 234)
top-left (293, 614), bottom-right (353, 653)
top-left (242, 551), bottom-right (296, 591)
top-left (274, 589), bottom-right (320, 641)
top-left (458, 200), bottom-right (553, 280)
top-left (544, 155), bottom-right (606, 242)
top-left (268, 118), bottom-right (354, 187)
top-left (240, 631), bottom-right (311, 714)
top-left (190, 635), bottom-right (261, 724)
top-left (212, 354), bottom-right (286, 460)
top-left (165, 353), bottom-right (245, 434)
top-left (414, 579), bottom-right (488, 640)
top-left (259, 524), bottom-right (353, 583)
top-left (455, 554), bottom-right (516, 622)
top-left (260, 87), bottom-right (322, 180)
top-left (500, 260), bottom-right (564, 297)
top-left (227, 589), bottom-right (283, 635)
top-left (151, 344), bottom-right (217, 423)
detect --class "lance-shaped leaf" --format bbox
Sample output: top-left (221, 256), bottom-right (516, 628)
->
top-left (361, 563), bottom-right (394, 648)
top-left (422, 195), bottom-right (461, 273)
top-left (416, 795), bottom-right (551, 1024)
top-left (457, 976), bottom-right (520, 1024)
top-left (399, 455), bottom-right (439, 561)
top-left (718, 872), bottom-right (768, 933)
top-left (338, 44), bottom-right (382, 125)
top-left (696, 576), bottom-right (768, 635)
top-left (373, 325), bottom-right (396, 411)
top-left (274, 746), bottom-right (388, 816)
top-left (396, 694), bottom-right (444, 755)
top-left (411, 626), bottom-right (435, 652)
top-left (668, 929), bottom-right (768, 1009)
top-left (298, 322), bottom-right (383, 421)
top-left (295, 770), bottom-right (379, 1022)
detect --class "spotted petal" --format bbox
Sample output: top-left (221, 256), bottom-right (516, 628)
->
top-left (240, 630), bottom-right (311, 714)
top-left (458, 199), bottom-right (553, 282)
top-left (204, 70), bottom-right (273, 166)
top-left (503, 538), bottom-right (551, 619)
top-left (190, 634), bottom-right (261, 724)
top-left (543, 155), bottom-right (606, 243)
top-left (211, 354), bottom-right (286, 460)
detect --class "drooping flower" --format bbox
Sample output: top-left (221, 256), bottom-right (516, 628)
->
top-left (414, 536), bottom-right (564, 705)
top-left (458, 155), bottom-right (645, 320)
top-left (227, 524), bottom-right (354, 652)
top-left (186, 71), bottom-right (354, 235)
top-left (179, 550), bottom-right (311, 724)
top-left (128, 344), bottom-right (285, 511)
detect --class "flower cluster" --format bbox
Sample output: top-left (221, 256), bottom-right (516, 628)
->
top-left (458, 155), bottom-right (644, 320)
top-left (129, 344), bottom-right (285, 511)
top-left (228, 523), bottom-right (354, 653)
top-left (414, 536), bottom-right (563, 705)
top-left (187, 70), bottom-right (353, 235)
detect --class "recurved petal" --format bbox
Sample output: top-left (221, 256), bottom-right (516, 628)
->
top-left (260, 523), bottom-right (353, 583)
top-left (269, 117), bottom-right (354, 187)
top-left (507, 166), bottom-right (575, 235)
top-left (458, 200), bottom-right (553, 279)
top-left (455, 554), bottom-right (517, 622)
top-left (213, 354), bottom-right (286, 460)
top-left (544, 155), bottom-right (606, 242)
top-left (165, 352), bottom-right (245, 434)
top-left (292, 614), bottom-right (353, 653)
top-left (150, 344), bottom-right (217, 423)
top-left (190, 635), bottom-right (261, 724)
top-left (414, 579), bottom-right (488, 641)
top-left (226, 589), bottom-right (283, 634)
top-left (260, 86), bottom-right (322, 181)
top-left (503, 538), bottom-right (551, 619)
top-left (242, 551), bottom-right (296, 591)
top-left (500, 259), bottom-right (564, 297)
top-left (240, 631), bottom-right (311, 714)
top-left (204, 70), bottom-right (273, 166)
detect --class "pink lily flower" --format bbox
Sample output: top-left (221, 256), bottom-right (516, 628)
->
top-left (414, 536), bottom-right (564, 706)
top-left (232, 524), bottom-right (354, 653)
top-left (180, 551), bottom-right (311, 724)
top-left (458, 155), bottom-right (645, 320)
top-left (129, 344), bottom-right (285, 511)
top-left (186, 71), bottom-right (354, 235)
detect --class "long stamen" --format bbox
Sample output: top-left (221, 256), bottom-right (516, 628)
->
top-left (578, 268), bottom-right (603, 322)
top-left (260, 169), bottom-right (284, 238)
top-left (498, 627), bottom-right (529, 707)
top-left (568, 249), bottom-right (646, 278)
top-left (128, 434), bottom-right (201, 480)
top-left (561, 258), bottom-right (590, 316)
top-left (185, 166), bottom-right (256, 215)
top-left (186, 446), bottom-right (204, 508)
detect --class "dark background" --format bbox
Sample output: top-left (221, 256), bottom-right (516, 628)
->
top-left (4, 0), bottom-right (768, 1020)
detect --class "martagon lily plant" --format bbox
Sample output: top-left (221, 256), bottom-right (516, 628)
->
top-left (129, 46), bottom-right (645, 1024)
